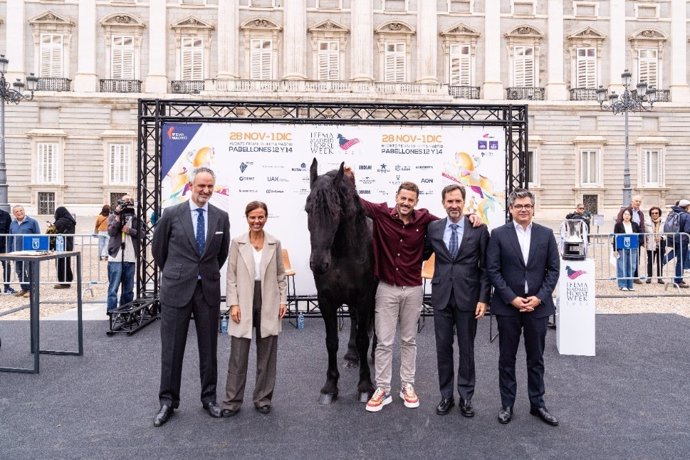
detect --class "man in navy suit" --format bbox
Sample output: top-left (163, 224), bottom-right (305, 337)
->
top-left (151, 167), bottom-right (230, 427)
top-left (425, 185), bottom-right (490, 417)
top-left (486, 188), bottom-right (560, 426)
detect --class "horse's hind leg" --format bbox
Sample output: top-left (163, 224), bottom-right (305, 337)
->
top-left (355, 306), bottom-right (374, 402)
top-left (343, 309), bottom-right (359, 367)
top-left (319, 304), bottom-right (340, 405)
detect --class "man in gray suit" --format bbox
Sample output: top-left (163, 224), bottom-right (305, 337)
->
top-left (151, 167), bottom-right (231, 427)
top-left (486, 188), bottom-right (560, 427)
top-left (424, 184), bottom-right (490, 417)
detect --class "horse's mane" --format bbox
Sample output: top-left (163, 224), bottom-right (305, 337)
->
top-left (305, 169), bottom-right (369, 247)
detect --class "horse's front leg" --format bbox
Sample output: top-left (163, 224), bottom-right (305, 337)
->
top-left (343, 309), bottom-right (359, 367)
top-left (319, 302), bottom-right (340, 405)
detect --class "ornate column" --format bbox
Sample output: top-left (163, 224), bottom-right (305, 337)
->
top-left (545, 0), bottom-right (567, 100)
top-left (669, 0), bottom-right (689, 102)
top-left (415, 3), bottom-right (437, 84)
top-left (73, 0), bottom-right (98, 92)
top-left (482, 0), bottom-right (502, 99)
top-left (145, 0), bottom-right (168, 93)
top-left (350, 0), bottom-right (374, 81)
top-left (216, 0), bottom-right (240, 80)
top-left (282, 0), bottom-right (307, 80)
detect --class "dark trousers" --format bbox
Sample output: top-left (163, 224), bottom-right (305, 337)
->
top-left (159, 281), bottom-right (219, 408)
top-left (433, 294), bottom-right (477, 401)
top-left (56, 256), bottom-right (73, 285)
top-left (15, 261), bottom-right (30, 292)
top-left (222, 281), bottom-right (278, 410)
top-left (1, 260), bottom-right (11, 290)
top-left (496, 314), bottom-right (548, 409)
top-left (646, 240), bottom-right (666, 279)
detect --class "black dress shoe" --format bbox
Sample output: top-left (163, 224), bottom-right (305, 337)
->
top-left (221, 408), bottom-right (239, 418)
top-left (435, 398), bottom-right (454, 415)
top-left (255, 405), bottom-right (271, 415)
top-left (204, 401), bottom-right (222, 418)
top-left (153, 404), bottom-right (174, 427)
top-left (530, 407), bottom-right (559, 426)
top-left (497, 406), bottom-right (513, 424)
top-left (459, 398), bottom-right (475, 418)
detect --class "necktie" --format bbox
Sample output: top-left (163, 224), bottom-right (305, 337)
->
top-left (449, 223), bottom-right (459, 259)
top-left (195, 208), bottom-right (205, 255)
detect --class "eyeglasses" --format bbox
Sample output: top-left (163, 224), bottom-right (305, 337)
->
top-left (577, 207), bottom-right (585, 210)
top-left (512, 204), bottom-right (534, 210)
top-left (650, 211), bottom-right (660, 215)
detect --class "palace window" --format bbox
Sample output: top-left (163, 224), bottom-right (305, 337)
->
top-left (109, 144), bottom-right (132, 185)
top-left (580, 149), bottom-right (599, 186)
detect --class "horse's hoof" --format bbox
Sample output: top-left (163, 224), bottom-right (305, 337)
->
top-left (318, 393), bottom-right (338, 405)
top-left (343, 359), bottom-right (358, 369)
top-left (358, 392), bottom-right (370, 403)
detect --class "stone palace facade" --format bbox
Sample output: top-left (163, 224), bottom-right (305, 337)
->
top-left (1, 0), bottom-right (690, 221)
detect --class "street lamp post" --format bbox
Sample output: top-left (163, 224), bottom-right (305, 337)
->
top-left (596, 69), bottom-right (656, 208)
top-left (0, 54), bottom-right (38, 213)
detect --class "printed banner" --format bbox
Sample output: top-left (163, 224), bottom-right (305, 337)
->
top-left (161, 122), bottom-right (507, 295)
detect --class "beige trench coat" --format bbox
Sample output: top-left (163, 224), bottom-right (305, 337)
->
top-left (226, 231), bottom-right (287, 339)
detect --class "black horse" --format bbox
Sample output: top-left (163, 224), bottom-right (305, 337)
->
top-left (305, 159), bottom-right (377, 404)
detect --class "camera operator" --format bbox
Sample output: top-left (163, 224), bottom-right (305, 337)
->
top-left (107, 195), bottom-right (143, 312)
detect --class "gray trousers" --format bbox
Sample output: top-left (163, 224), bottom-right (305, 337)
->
top-left (373, 282), bottom-right (424, 392)
top-left (222, 281), bottom-right (278, 410)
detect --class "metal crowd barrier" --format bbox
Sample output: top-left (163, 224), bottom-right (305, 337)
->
top-left (584, 231), bottom-right (689, 291)
top-left (0, 233), bottom-right (110, 302)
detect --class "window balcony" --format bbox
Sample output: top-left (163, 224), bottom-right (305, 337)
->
top-left (506, 86), bottom-right (545, 100)
top-left (449, 86), bottom-right (480, 99)
top-left (171, 80), bottom-right (205, 94)
top-left (36, 78), bottom-right (72, 92)
top-left (630, 88), bottom-right (670, 103)
top-left (569, 88), bottom-right (599, 101)
top-left (654, 89), bottom-right (670, 102)
top-left (100, 79), bottom-right (142, 93)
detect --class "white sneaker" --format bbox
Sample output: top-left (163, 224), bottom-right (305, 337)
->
top-left (366, 387), bottom-right (392, 413)
top-left (399, 383), bottom-right (420, 409)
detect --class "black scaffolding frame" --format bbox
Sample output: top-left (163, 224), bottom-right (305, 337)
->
top-left (137, 99), bottom-right (528, 304)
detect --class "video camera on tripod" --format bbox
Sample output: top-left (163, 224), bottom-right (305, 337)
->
top-left (116, 198), bottom-right (135, 219)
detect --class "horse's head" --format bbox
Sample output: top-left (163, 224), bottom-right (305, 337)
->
top-left (305, 158), bottom-right (350, 275)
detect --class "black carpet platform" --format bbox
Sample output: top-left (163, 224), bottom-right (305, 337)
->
top-left (1, 314), bottom-right (689, 459)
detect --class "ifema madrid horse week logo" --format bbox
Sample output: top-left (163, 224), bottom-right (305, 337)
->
top-left (565, 266), bottom-right (589, 302)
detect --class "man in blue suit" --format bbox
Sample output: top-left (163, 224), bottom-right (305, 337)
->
top-left (486, 189), bottom-right (560, 426)
top-left (424, 184), bottom-right (490, 417)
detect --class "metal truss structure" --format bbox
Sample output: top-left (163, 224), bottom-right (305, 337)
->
top-left (137, 99), bottom-right (528, 301)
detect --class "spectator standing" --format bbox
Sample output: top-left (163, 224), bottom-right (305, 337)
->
top-left (669, 199), bottom-right (690, 288)
top-left (94, 205), bottom-right (110, 260)
top-left (0, 208), bottom-right (14, 294)
top-left (613, 208), bottom-right (641, 291)
top-left (617, 195), bottom-right (645, 284)
top-left (53, 206), bottom-right (76, 289)
top-left (8, 206), bottom-right (41, 297)
top-left (644, 206), bottom-right (666, 284)
top-left (565, 203), bottom-right (591, 232)
top-left (106, 195), bottom-right (143, 311)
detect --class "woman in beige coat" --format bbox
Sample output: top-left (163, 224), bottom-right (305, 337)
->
top-left (221, 201), bottom-right (287, 417)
